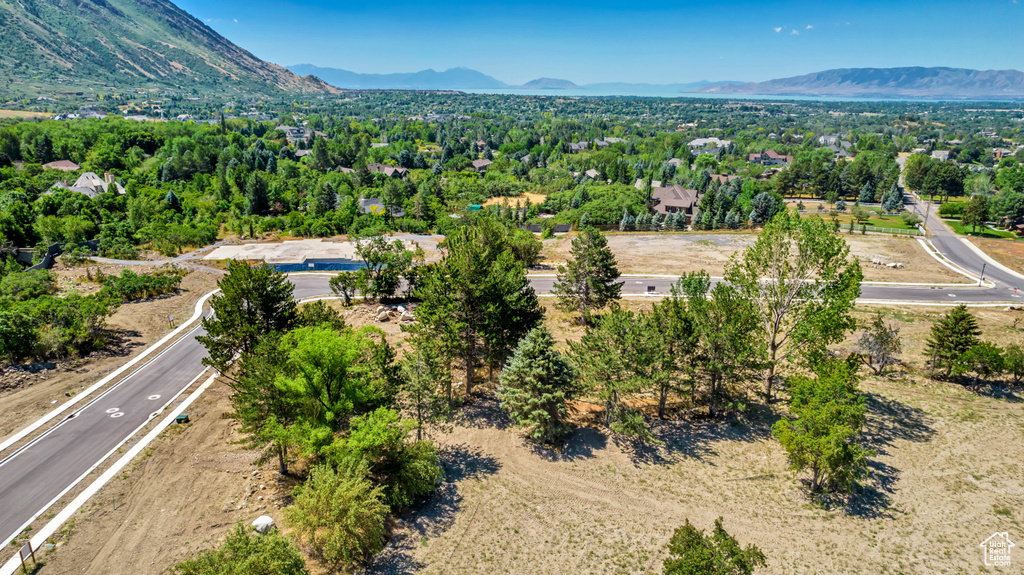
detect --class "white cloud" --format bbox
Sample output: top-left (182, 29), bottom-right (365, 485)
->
top-left (233, 18), bottom-right (238, 23)
top-left (806, 24), bottom-right (814, 29)
top-left (790, 29), bottom-right (800, 35)
top-left (773, 26), bottom-right (783, 33)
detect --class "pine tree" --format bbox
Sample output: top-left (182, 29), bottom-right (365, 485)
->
top-left (859, 182), bottom-right (875, 204)
top-left (579, 212), bottom-right (591, 228)
top-left (924, 304), bottom-right (981, 379)
top-left (650, 211), bottom-right (663, 230)
top-left (619, 209), bottom-right (631, 232)
top-left (497, 328), bottom-right (577, 444)
top-left (552, 226), bottom-right (622, 326)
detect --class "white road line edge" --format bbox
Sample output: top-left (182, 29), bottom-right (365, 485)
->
top-left (0, 290), bottom-right (219, 456)
top-left (0, 372), bottom-right (217, 575)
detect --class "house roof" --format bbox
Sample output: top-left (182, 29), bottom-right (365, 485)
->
top-left (471, 159), bottom-right (493, 170)
top-left (366, 163), bottom-right (408, 178)
top-left (651, 184), bottom-right (702, 215)
top-left (42, 160), bottom-right (80, 172)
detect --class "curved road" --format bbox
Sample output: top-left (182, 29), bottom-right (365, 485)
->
top-left (1, 231), bottom-right (1022, 548)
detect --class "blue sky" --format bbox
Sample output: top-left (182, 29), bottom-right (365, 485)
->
top-left (175, 0), bottom-right (1024, 84)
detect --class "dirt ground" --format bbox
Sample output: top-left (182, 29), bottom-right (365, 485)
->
top-left (539, 232), bottom-right (972, 284)
top-left (0, 263), bottom-right (222, 445)
top-left (31, 304), bottom-right (1024, 575)
top-left (970, 238), bottom-right (1024, 276)
top-left (483, 192), bottom-right (547, 208)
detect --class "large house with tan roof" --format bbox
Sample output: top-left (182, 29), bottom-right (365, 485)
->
top-left (651, 184), bottom-right (703, 221)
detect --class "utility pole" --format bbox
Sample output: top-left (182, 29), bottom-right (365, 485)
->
top-left (979, 262), bottom-right (987, 287)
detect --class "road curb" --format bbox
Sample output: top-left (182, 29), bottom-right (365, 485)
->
top-left (0, 289), bottom-right (220, 456)
top-left (958, 238), bottom-right (1024, 284)
top-left (0, 372), bottom-right (217, 575)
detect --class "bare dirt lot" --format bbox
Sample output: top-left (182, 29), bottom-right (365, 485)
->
top-left (31, 304), bottom-right (1024, 575)
top-left (0, 263), bottom-right (221, 445)
top-left (970, 237), bottom-right (1024, 276)
top-left (539, 232), bottom-right (972, 284)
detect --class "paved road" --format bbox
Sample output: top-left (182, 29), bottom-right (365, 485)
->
top-left (3, 238), bottom-right (1023, 548)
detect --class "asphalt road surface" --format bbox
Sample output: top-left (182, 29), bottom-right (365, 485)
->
top-left (2, 231), bottom-right (1022, 548)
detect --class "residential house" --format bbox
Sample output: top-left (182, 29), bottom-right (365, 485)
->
top-left (276, 126), bottom-right (311, 145)
top-left (581, 168), bottom-right (602, 181)
top-left (828, 145), bottom-right (854, 159)
top-left (471, 159), bottom-right (493, 174)
top-left (46, 172), bottom-right (124, 198)
top-left (568, 141), bottom-right (590, 153)
top-left (692, 147), bottom-right (720, 157)
top-left (42, 160), bottom-right (80, 172)
top-left (651, 184), bottom-right (703, 221)
top-left (634, 179), bottom-right (662, 190)
top-left (366, 163), bottom-right (408, 179)
top-left (748, 150), bottom-right (793, 165)
top-left (931, 150), bottom-right (952, 161)
top-left (687, 137), bottom-right (731, 148)
top-left (709, 174), bottom-right (739, 185)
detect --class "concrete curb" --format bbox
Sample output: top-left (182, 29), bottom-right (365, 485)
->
top-left (0, 289), bottom-right (219, 456)
top-left (0, 371), bottom-right (216, 574)
top-left (959, 238), bottom-right (1024, 284)
top-left (916, 238), bottom-right (987, 285)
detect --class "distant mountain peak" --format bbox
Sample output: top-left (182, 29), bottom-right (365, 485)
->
top-left (696, 66), bottom-right (1024, 99)
top-left (518, 77), bottom-right (578, 89)
top-left (286, 65), bottom-right (508, 90)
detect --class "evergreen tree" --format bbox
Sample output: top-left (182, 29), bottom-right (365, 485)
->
top-left (924, 304), bottom-right (981, 379)
top-left (579, 212), bottom-right (591, 229)
top-left (244, 172), bottom-right (270, 216)
top-left (662, 518), bottom-right (767, 575)
top-left (497, 327), bottom-right (577, 444)
top-left (882, 183), bottom-right (903, 212)
top-left (164, 190), bottom-right (181, 212)
top-left (406, 225), bottom-right (543, 398)
top-left (198, 261), bottom-right (297, 375)
top-left (650, 211), bottom-right (663, 230)
top-left (858, 182), bottom-right (875, 204)
top-left (552, 226), bottom-right (622, 326)
top-left (310, 181), bottom-right (337, 218)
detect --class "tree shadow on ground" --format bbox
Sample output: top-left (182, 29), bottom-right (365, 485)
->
top-left (102, 329), bottom-right (145, 358)
top-left (843, 393), bottom-right (936, 518)
top-left (526, 425), bottom-right (609, 462)
top-left (619, 402), bottom-right (781, 466)
top-left (453, 393), bottom-right (512, 431)
top-left (364, 443), bottom-right (501, 575)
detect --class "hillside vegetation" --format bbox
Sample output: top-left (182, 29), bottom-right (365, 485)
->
top-left (0, 0), bottom-right (337, 95)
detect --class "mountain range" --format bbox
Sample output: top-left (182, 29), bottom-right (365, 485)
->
top-left (696, 67), bottom-right (1024, 99)
top-left (0, 0), bottom-right (335, 94)
top-left (286, 65), bottom-right (735, 93)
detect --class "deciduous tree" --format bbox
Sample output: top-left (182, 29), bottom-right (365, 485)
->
top-left (725, 210), bottom-right (862, 401)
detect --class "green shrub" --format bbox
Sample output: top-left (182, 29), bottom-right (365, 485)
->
top-left (326, 407), bottom-right (442, 509)
top-left (938, 201), bottom-right (968, 218)
top-left (0, 269), bottom-right (56, 301)
top-left (285, 464), bottom-right (388, 569)
top-left (170, 523), bottom-right (307, 575)
top-left (0, 308), bottom-right (38, 361)
top-left (101, 268), bottom-right (186, 301)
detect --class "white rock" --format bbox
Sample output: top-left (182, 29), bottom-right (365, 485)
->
top-left (397, 306), bottom-right (406, 313)
top-left (377, 311), bottom-right (390, 322)
top-left (252, 515), bottom-right (275, 533)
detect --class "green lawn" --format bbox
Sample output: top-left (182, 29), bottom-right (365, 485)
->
top-left (946, 220), bottom-right (1022, 240)
top-left (803, 212), bottom-right (919, 231)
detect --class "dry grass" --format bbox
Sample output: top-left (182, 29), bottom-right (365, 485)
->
top-left (539, 232), bottom-right (972, 284)
top-left (31, 304), bottom-right (1024, 575)
top-left (483, 192), bottom-right (547, 207)
top-left (0, 109), bottom-right (51, 118)
top-left (969, 238), bottom-right (1024, 275)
